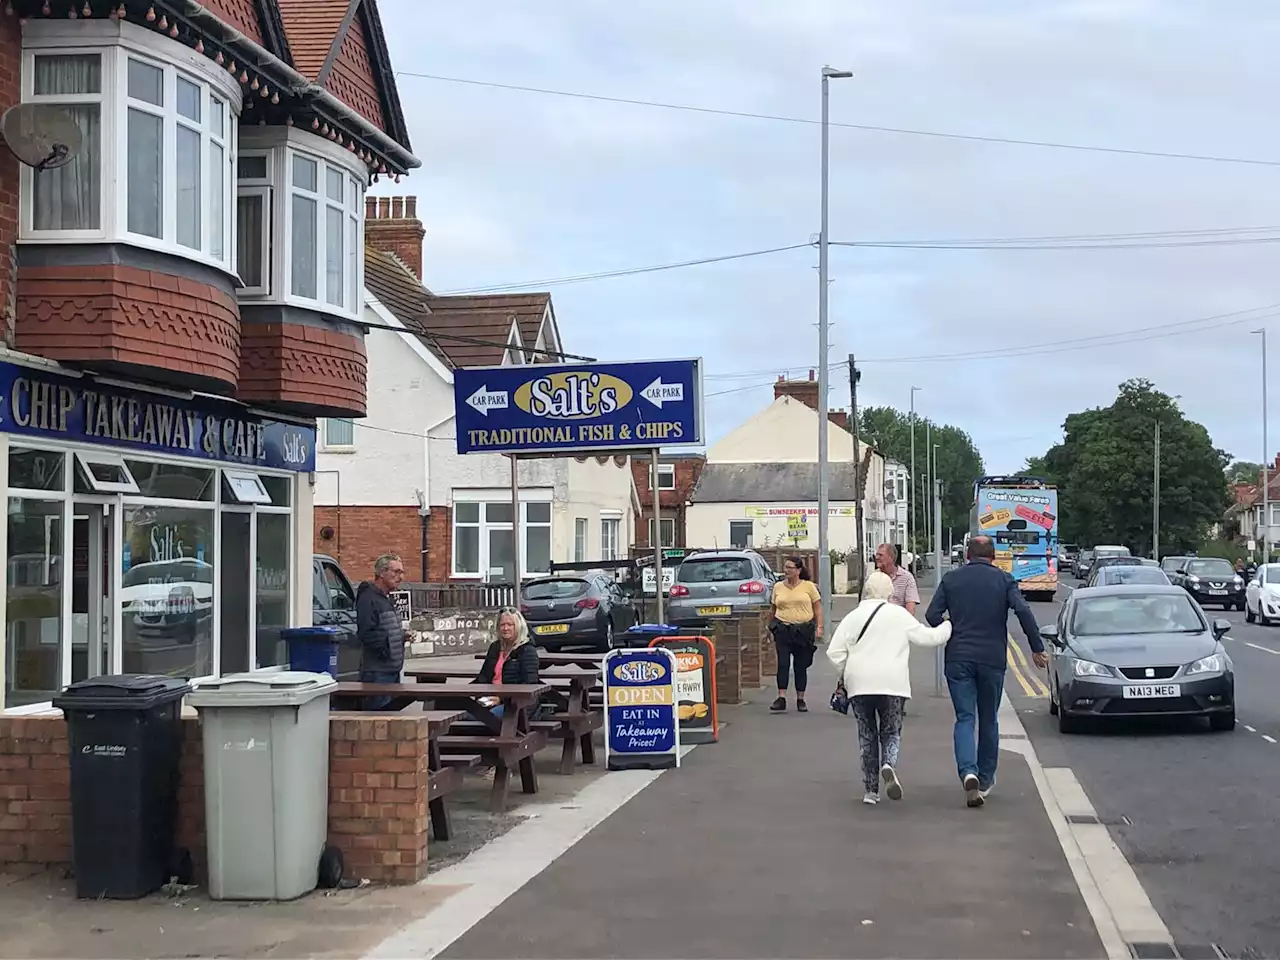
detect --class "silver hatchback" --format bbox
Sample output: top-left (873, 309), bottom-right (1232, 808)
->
top-left (666, 550), bottom-right (775, 627)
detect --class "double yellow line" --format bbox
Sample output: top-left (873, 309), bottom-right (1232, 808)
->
top-left (1007, 633), bottom-right (1049, 698)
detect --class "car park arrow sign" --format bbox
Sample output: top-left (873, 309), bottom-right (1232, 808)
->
top-left (452, 358), bottom-right (703, 455)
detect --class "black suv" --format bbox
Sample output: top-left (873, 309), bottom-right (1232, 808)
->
top-left (1169, 557), bottom-right (1246, 611)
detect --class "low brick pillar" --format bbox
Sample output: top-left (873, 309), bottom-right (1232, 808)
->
top-left (327, 712), bottom-right (430, 884)
top-left (712, 620), bottom-right (743, 703)
top-left (176, 716), bottom-right (205, 880)
top-left (739, 611), bottom-right (763, 688)
top-left (0, 716), bottom-right (72, 866)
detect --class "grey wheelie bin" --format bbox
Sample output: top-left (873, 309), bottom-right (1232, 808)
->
top-left (187, 671), bottom-right (337, 900)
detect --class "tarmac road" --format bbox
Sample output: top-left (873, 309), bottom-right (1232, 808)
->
top-left (1006, 579), bottom-right (1280, 959)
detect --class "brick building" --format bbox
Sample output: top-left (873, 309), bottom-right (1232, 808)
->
top-left (631, 453), bottom-right (704, 548)
top-left (313, 199), bottom-right (636, 585)
top-left (0, 0), bottom-right (416, 710)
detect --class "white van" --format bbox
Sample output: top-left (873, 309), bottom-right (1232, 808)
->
top-left (1093, 545), bottom-right (1131, 559)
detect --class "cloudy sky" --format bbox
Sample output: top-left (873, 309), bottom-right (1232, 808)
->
top-left (375, 0), bottom-right (1280, 473)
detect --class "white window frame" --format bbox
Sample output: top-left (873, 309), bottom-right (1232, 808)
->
top-left (601, 516), bottom-right (621, 561)
top-left (650, 462), bottom-right (676, 491)
top-left (321, 417), bottom-right (355, 451)
top-left (235, 152), bottom-right (272, 296)
top-left (450, 490), bottom-right (554, 579)
top-left (728, 519), bottom-right (754, 549)
top-left (574, 517), bottom-right (588, 562)
top-left (223, 469), bottom-right (271, 505)
top-left (237, 126), bottom-right (366, 323)
top-left (74, 451), bottom-right (140, 494)
top-left (1270, 504), bottom-right (1280, 527)
top-left (18, 21), bottom-right (240, 275)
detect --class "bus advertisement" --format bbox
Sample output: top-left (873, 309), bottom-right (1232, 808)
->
top-left (970, 476), bottom-right (1058, 601)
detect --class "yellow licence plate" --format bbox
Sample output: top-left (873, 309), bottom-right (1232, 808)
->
top-left (697, 606), bottom-right (732, 617)
top-left (535, 623), bottom-right (569, 635)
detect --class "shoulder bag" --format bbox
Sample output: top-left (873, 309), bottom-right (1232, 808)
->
top-left (829, 602), bottom-right (886, 714)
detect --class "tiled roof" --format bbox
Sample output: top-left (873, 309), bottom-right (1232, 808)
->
top-left (691, 463), bottom-right (860, 503)
top-left (363, 247), bottom-right (452, 368)
top-left (275, 0), bottom-right (347, 78)
top-left (422, 294), bottom-right (551, 368)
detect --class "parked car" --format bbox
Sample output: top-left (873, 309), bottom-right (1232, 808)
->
top-left (666, 549), bottom-right (776, 628)
top-left (1169, 557), bottom-right (1245, 611)
top-left (1072, 549), bottom-right (1095, 580)
top-left (1042, 584), bottom-right (1235, 733)
top-left (1088, 563), bottom-right (1170, 587)
top-left (1245, 562), bottom-right (1280, 625)
top-left (520, 573), bottom-right (638, 650)
top-left (312, 553), bottom-right (360, 678)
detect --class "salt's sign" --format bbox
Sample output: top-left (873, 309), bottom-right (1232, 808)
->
top-left (452, 359), bottom-right (703, 455)
top-left (603, 647), bottom-right (681, 771)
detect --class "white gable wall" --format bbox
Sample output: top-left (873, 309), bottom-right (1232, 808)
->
top-left (708, 396), bottom-right (857, 463)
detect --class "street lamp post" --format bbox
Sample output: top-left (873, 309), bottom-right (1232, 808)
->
top-left (1153, 420), bottom-right (1160, 561)
top-left (1255, 328), bottom-right (1270, 561)
top-left (817, 64), bottom-right (852, 627)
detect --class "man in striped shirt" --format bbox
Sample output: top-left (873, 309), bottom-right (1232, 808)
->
top-left (875, 543), bottom-right (920, 615)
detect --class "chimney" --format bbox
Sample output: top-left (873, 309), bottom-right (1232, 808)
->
top-left (774, 372), bottom-right (820, 412)
top-left (828, 409), bottom-right (849, 431)
top-left (364, 195), bottom-right (425, 279)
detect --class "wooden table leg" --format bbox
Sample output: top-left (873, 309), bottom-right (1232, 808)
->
top-left (490, 762), bottom-right (511, 813)
top-left (580, 731), bottom-right (596, 765)
top-left (558, 736), bottom-right (575, 776)
top-left (519, 754), bottom-right (539, 794)
top-left (428, 740), bottom-right (451, 841)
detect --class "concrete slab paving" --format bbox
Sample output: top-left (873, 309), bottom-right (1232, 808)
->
top-left (440, 649), bottom-right (1106, 960)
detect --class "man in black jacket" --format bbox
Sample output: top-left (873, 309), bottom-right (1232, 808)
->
top-left (356, 554), bottom-right (406, 710)
top-left (925, 536), bottom-right (1046, 808)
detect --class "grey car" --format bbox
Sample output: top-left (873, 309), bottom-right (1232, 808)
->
top-left (1041, 584), bottom-right (1235, 734)
top-left (666, 549), bottom-right (775, 628)
top-left (520, 574), bottom-right (637, 651)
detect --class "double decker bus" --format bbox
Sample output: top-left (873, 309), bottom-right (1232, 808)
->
top-left (969, 475), bottom-right (1059, 601)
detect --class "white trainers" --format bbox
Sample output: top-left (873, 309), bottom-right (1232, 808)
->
top-left (862, 791), bottom-right (880, 805)
top-left (979, 781), bottom-right (995, 800)
top-left (881, 764), bottom-right (903, 801)
top-left (963, 773), bottom-right (984, 808)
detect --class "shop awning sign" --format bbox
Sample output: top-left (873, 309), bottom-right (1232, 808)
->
top-left (453, 359), bottom-right (703, 455)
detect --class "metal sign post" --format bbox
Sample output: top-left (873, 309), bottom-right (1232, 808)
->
top-left (653, 449), bottom-right (664, 624)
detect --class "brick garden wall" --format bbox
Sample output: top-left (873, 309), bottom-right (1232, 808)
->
top-left (1, 713), bottom-right (433, 885)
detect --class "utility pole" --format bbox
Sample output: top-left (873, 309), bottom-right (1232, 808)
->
top-left (816, 65), bottom-right (852, 627)
top-left (848, 355), bottom-right (865, 593)
top-left (909, 386), bottom-right (920, 569)
top-left (1152, 420), bottom-right (1160, 561)
top-left (924, 420), bottom-right (932, 575)
top-left (1256, 328), bottom-right (1270, 562)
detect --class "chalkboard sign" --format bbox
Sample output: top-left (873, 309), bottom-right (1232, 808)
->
top-left (603, 647), bottom-right (681, 771)
top-left (390, 590), bottom-right (413, 624)
top-left (650, 635), bottom-right (718, 744)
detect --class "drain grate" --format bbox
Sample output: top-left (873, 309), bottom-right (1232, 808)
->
top-left (1129, 944), bottom-right (1248, 960)
top-left (1066, 813), bottom-right (1132, 826)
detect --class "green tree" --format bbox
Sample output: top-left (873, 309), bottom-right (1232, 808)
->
top-left (859, 406), bottom-right (985, 551)
top-left (1026, 379), bottom-right (1229, 556)
top-left (1227, 460), bottom-right (1264, 485)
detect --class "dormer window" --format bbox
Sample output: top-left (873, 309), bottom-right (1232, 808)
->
top-left (237, 127), bottom-right (365, 322)
top-left (18, 20), bottom-right (240, 274)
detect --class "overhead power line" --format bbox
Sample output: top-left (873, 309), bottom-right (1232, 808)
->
top-left (397, 71), bottom-right (1280, 169)
top-left (434, 225), bottom-right (1280, 296)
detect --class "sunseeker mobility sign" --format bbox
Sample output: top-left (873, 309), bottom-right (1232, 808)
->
top-left (452, 359), bottom-right (703, 454)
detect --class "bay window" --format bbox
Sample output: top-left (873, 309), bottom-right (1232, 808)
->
top-left (238, 127), bottom-right (366, 321)
top-left (20, 21), bottom-right (240, 274)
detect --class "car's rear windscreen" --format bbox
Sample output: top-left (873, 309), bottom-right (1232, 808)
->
top-left (678, 558), bottom-right (754, 583)
top-left (524, 579), bottom-right (590, 600)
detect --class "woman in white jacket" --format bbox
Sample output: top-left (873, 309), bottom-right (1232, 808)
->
top-left (826, 570), bottom-right (952, 805)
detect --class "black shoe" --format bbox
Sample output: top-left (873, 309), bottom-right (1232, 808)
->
top-left (770, 697), bottom-right (787, 712)
top-left (796, 699), bottom-right (809, 713)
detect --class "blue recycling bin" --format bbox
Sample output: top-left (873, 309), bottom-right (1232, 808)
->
top-left (283, 626), bottom-right (342, 678)
top-left (623, 623), bottom-right (681, 649)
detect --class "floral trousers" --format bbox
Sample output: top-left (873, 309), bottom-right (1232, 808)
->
top-left (851, 694), bottom-right (906, 792)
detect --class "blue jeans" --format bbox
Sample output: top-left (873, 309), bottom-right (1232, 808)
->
top-left (944, 660), bottom-right (1005, 787)
top-left (360, 668), bottom-right (401, 711)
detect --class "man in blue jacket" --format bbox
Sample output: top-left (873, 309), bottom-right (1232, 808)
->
top-left (925, 536), bottom-right (1046, 808)
top-left (356, 553), bottom-right (407, 710)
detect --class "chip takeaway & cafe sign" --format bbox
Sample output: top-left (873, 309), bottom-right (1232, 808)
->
top-left (0, 360), bottom-right (316, 472)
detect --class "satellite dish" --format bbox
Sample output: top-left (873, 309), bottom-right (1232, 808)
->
top-left (1, 104), bottom-right (83, 171)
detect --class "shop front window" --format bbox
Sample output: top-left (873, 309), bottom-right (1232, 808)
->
top-left (121, 505), bottom-right (214, 679)
top-left (5, 499), bottom-right (64, 707)
top-left (256, 512), bottom-right (291, 668)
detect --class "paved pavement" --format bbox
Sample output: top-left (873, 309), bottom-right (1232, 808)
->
top-left (439, 641), bottom-right (1104, 959)
top-left (1008, 578), bottom-right (1279, 959)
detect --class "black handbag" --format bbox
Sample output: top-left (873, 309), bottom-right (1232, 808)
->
top-left (829, 603), bottom-right (885, 715)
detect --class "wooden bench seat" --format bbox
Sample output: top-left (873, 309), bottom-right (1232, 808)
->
top-left (439, 753), bottom-right (483, 769)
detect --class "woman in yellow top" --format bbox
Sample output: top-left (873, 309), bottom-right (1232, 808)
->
top-left (769, 556), bottom-right (824, 712)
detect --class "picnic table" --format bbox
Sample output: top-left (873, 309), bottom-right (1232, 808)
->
top-left (475, 650), bottom-right (605, 670)
top-left (332, 681), bottom-right (549, 812)
top-left (406, 666), bottom-right (603, 775)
